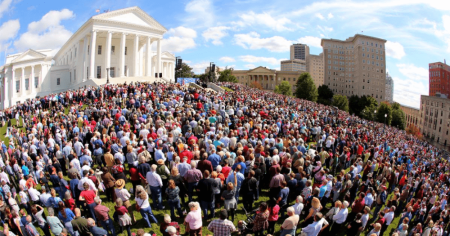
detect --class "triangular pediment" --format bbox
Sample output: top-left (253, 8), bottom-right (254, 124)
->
top-left (11, 49), bottom-right (47, 63)
top-left (162, 51), bottom-right (175, 59)
top-left (93, 6), bottom-right (167, 32)
top-left (248, 66), bottom-right (275, 73)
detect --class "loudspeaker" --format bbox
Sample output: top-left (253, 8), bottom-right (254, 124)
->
top-left (159, 73), bottom-right (162, 78)
top-left (155, 73), bottom-right (158, 78)
top-left (211, 64), bottom-right (216, 72)
top-left (176, 59), bottom-right (182, 70)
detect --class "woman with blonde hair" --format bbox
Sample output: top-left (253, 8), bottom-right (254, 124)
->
top-left (135, 185), bottom-right (158, 228)
top-left (221, 172), bottom-right (237, 222)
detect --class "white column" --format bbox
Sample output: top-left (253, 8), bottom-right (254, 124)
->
top-left (4, 68), bottom-right (9, 108)
top-left (119, 33), bottom-right (126, 77)
top-left (146, 37), bottom-right (152, 77)
top-left (11, 68), bottom-right (15, 98)
top-left (82, 36), bottom-right (88, 81)
top-left (21, 67), bottom-right (25, 96)
top-left (105, 31), bottom-right (112, 78)
top-left (157, 38), bottom-right (161, 76)
top-left (134, 35), bottom-right (139, 77)
top-left (31, 65), bottom-right (35, 94)
top-left (89, 30), bottom-right (97, 79)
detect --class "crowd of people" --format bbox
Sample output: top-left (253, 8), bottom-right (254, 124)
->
top-left (0, 79), bottom-right (447, 236)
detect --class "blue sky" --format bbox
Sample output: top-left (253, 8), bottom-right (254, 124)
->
top-left (0, 0), bottom-right (449, 108)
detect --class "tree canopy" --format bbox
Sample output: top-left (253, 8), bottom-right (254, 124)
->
top-left (376, 102), bottom-right (392, 125)
top-left (218, 68), bottom-right (238, 83)
top-left (349, 95), bottom-right (378, 117)
top-left (178, 63), bottom-right (194, 78)
top-left (317, 85), bottom-right (333, 105)
top-left (294, 72), bottom-right (318, 102)
top-left (332, 94), bottom-right (349, 112)
top-left (274, 81), bottom-right (292, 96)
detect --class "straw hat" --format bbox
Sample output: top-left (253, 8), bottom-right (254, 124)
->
top-left (157, 159), bottom-right (165, 164)
top-left (115, 179), bottom-right (125, 189)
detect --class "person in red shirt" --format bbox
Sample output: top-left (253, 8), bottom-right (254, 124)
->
top-left (179, 148), bottom-right (193, 164)
top-left (129, 164), bottom-right (140, 194)
top-left (79, 182), bottom-right (97, 222)
top-left (348, 192), bottom-right (366, 222)
top-left (221, 162), bottom-right (231, 179)
top-left (64, 191), bottom-right (76, 212)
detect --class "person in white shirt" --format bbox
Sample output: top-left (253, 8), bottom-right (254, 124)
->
top-left (28, 186), bottom-right (41, 204)
top-left (134, 185), bottom-right (158, 228)
top-left (292, 195), bottom-right (304, 216)
top-left (77, 170), bottom-right (98, 193)
top-left (382, 206), bottom-right (395, 234)
top-left (301, 212), bottom-right (324, 236)
top-left (332, 201), bottom-right (349, 232)
top-left (361, 206), bottom-right (371, 230)
top-left (145, 165), bottom-right (164, 210)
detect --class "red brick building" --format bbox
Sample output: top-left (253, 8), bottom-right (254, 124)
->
top-left (429, 62), bottom-right (450, 96)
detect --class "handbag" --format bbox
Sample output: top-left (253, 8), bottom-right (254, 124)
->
top-left (135, 199), bottom-right (144, 212)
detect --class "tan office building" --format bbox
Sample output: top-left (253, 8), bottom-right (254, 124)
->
top-left (321, 34), bottom-right (387, 103)
top-left (306, 53), bottom-right (324, 87)
top-left (280, 59), bottom-right (306, 72)
top-left (420, 94), bottom-right (450, 149)
top-left (290, 44), bottom-right (309, 60)
top-left (400, 105), bottom-right (420, 129)
top-left (232, 66), bottom-right (305, 91)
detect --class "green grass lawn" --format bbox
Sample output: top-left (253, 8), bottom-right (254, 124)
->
top-left (221, 86), bottom-right (234, 92)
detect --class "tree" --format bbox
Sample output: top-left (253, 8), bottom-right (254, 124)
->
top-left (274, 81), bottom-right (292, 96)
top-left (391, 102), bottom-right (401, 110)
top-left (317, 85), bottom-right (333, 105)
top-left (332, 95), bottom-right (349, 112)
top-left (349, 95), bottom-right (378, 117)
top-left (376, 102), bottom-right (392, 125)
top-left (294, 72), bottom-right (318, 102)
top-left (218, 68), bottom-right (238, 83)
top-left (391, 108), bottom-right (406, 130)
top-left (360, 103), bottom-right (378, 121)
top-left (178, 63), bottom-right (194, 78)
top-left (406, 124), bottom-right (423, 139)
top-left (250, 81), bottom-right (263, 90)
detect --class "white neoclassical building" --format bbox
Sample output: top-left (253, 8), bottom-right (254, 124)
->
top-left (0, 6), bottom-right (176, 109)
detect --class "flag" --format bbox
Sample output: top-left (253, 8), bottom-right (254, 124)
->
top-left (95, 9), bottom-right (100, 13)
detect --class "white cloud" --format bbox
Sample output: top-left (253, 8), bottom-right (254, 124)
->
top-left (167, 26), bottom-right (197, 38)
top-left (219, 56), bottom-right (235, 63)
top-left (441, 15), bottom-right (450, 52)
top-left (185, 0), bottom-right (214, 28)
top-left (297, 36), bottom-right (322, 48)
top-left (14, 9), bottom-right (74, 51)
top-left (202, 26), bottom-right (230, 45)
top-left (190, 61), bottom-right (210, 74)
top-left (0, 0), bottom-right (12, 18)
top-left (0, 19), bottom-right (20, 42)
top-left (28, 9), bottom-right (73, 33)
top-left (162, 26), bottom-right (197, 53)
top-left (317, 25), bottom-right (333, 33)
top-left (235, 11), bottom-right (295, 31)
top-left (234, 32), bottom-right (291, 52)
top-left (315, 13), bottom-right (325, 20)
top-left (328, 13), bottom-right (334, 19)
top-left (239, 55), bottom-right (281, 65)
top-left (393, 64), bottom-right (429, 108)
top-left (385, 41), bottom-right (406, 59)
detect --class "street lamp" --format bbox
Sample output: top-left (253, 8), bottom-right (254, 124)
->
top-left (106, 68), bottom-right (110, 84)
top-left (384, 113), bottom-right (387, 133)
top-left (373, 109), bottom-right (377, 129)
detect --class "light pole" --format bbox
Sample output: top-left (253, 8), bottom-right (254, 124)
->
top-left (373, 109), bottom-right (377, 129)
top-left (106, 68), bottom-right (110, 84)
top-left (209, 62), bottom-right (215, 82)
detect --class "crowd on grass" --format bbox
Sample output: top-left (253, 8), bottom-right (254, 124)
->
top-left (0, 80), bottom-right (447, 236)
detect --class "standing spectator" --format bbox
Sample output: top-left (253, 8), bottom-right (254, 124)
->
top-left (280, 207), bottom-right (299, 236)
top-left (166, 179), bottom-right (183, 219)
top-left (79, 182), bottom-right (97, 222)
top-left (47, 208), bottom-right (65, 236)
top-left (196, 170), bottom-right (217, 221)
top-left (160, 214), bottom-right (180, 236)
top-left (100, 166), bottom-right (116, 202)
top-left (57, 201), bottom-right (76, 236)
top-left (114, 198), bottom-right (133, 236)
top-left (253, 202), bottom-right (269, 236)
top-left (184, 202), bottom-right (202, 236)
top-left (115, 179), bottom-right (136, 223)
top-left (93, 196), bottom-right (115, 236)
top-left (135, 185), bottom-right (158, 228)
top-left (146, 164), bottom-right (164, 210)
top-left (184, 162), bottom-right (202, 202)
top-left (207, 209), bottom-right (236, 236)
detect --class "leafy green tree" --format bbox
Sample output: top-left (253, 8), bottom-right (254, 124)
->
top-left (391, 102), bottom-right (401, 110)
top-left (332, 94), bottom-right (349, 112)
top-left (361, 103), bottom-right (378, 121)
top-left (274, 81), bottom-right (292, 96)
top-left (218, 68), bottom-right (238, 83)
top-left (178, 63), bottom-right (194, 78)
top-left (294, 72), bottom-right (318, 102)
top-left (391, 108), bottom-right (406, 130)
top-left (317, 85), bottom-right (333, 105)
top-left (348, 95), bottom-right (362, 115)
top-left (377, 102), bottom-right (393, 125)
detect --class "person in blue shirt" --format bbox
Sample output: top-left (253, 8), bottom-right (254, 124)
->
top-left (226, 166), bottom-right (245, 203)
top-left (277, 181), bottom-right (289, 218)
top-left (87, 218), bottom-right (108, 236)
top-left (232, 156), bottom-right (246, 175)
top-left (207, 149), bottom-right (221, 170)
top-left (21, 162), bottom-right (30, 177)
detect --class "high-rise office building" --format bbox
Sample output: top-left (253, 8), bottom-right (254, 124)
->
top-left (321, 34), bottom-right (387, 102)
top-left (429, 62), bottom-right (450, 97)
top-left (290, 44), bottom-right (309, 60)
top-left (385, 73), bottom-right (394, 103)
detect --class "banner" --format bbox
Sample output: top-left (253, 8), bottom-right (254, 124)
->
top-left (177, 78), bottom-right (197, 85)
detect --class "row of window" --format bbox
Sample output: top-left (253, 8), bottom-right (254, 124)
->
top-left (15, 77), bottom-right (40, 92)
top-left (360, 40), bottom-right (383, 49)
